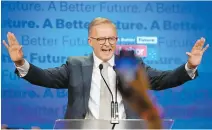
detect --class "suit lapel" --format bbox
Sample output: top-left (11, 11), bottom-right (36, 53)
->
top-left (81, 54), bottom-right (94, 112)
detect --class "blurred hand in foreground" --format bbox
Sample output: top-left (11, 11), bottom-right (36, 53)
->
top-left (116, 50), bottom-right (162, 129)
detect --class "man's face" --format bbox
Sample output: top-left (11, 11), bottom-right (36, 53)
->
top-left (88, 23), bottom-right (117, 62)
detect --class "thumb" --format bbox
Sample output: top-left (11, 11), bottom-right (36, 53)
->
top-left (186, 52), bottom-right (192, 57)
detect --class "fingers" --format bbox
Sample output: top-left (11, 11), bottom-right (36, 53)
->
top-left (7, 32), bottom-right (13, 46)
top-left (199, 37), bottom-right (205, 49)
top-left (7, 32), bottom-right (18, 46)
top-left (4, 32), bottom-right (20, 49)
top-left (129, 66), bottom-right (149, 92)
top-left (11, 32), bottom-right (19, 44)
top-left (202, 44), bottom-right (209, 53)
top-left (194, 39), bottom-right (202, 49)
top-left (2, 40), bottom-right (9, 49)
top-left (193, 37), bottom-right (205, 50)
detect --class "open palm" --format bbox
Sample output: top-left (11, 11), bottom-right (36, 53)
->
top-left (186, 37), bottom-right (209, 68)
top-left (3, 32), bottom-right (23, 63)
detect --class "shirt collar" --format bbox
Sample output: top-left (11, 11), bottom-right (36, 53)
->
top-left (93, 52), bottom-right (115, 68)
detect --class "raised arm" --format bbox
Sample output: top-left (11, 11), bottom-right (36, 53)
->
top-left (143, 62), bottom-right (197, 90)
top-left (142, 37), bottom-right (209, 90)
top-left (3, 32), bottom-right (69, 89)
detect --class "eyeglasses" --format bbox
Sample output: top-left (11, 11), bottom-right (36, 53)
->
top-left (89, 37), bottom-right (118, 45)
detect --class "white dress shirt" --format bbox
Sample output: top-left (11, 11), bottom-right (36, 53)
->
top-left (15, 53), bottom-right (197, 119)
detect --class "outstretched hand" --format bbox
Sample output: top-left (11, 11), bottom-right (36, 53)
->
top-left (186, 37), bottom-right (209, 69)
top-left (2, 32), bottom-right (25, 66)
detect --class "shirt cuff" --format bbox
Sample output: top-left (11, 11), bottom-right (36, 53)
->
top-left (185, 62), bottom-right (197, 79)
top-left (15, 59), bottom-right (30, 77)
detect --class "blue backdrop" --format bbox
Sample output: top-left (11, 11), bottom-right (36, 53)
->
top-left (1, 1), bottom-right (212, 129)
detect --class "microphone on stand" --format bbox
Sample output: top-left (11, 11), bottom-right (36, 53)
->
top-left (113, 66), bottom-right (119, 120)
top-left (99, 64), bottom-right (116, 122)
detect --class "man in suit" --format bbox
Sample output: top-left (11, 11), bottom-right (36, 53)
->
top-left (3, 17), bottom-right (209, 121)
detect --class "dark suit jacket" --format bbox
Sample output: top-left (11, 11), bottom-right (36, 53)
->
top-left (15, 54), bottom-right (197, 119)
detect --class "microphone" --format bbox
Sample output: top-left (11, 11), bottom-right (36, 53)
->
top-left (113, 66), bottom-right (119, 120)
top-left (99, 64), bottom-right (115, 120)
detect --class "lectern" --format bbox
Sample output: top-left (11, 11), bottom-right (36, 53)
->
top-left (53, 119), bottom-right (174, 129)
